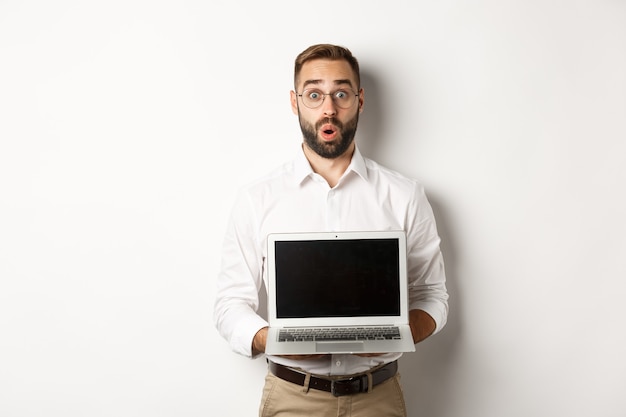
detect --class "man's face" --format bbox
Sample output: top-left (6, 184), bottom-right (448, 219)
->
top-left (290, 59), bottom-right (364, 159)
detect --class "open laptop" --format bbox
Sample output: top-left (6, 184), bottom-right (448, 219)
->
top-left (265, 230), bottom-right (415, 355)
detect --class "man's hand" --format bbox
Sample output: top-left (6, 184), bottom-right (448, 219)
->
top-left (358, 311), bottom-right (435, 356)
top-left (253, 327), bottom-right (327, 360)
top-left (409, 309), bottom-right (436, 344)
top-left (252, 327), bottom-right (327, 361)
top-left (252, 327), bottom-right (268, 355)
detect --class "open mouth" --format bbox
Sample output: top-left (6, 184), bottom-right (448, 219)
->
top-left (320, 123), bottom-right (338, 140)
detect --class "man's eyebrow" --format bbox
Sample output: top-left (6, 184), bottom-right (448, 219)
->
top-left (302, 79), bottom-right (355, 89)
top-left (332, 79), bottom-right (354, 88)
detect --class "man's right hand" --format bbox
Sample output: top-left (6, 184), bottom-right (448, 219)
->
top-left (252, 327), bottom-right (268, 355)
top-left (253, 327), bottom-right (327, 360)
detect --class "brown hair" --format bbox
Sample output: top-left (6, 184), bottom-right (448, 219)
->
top-left (294, 44), bottom-right (360, 90)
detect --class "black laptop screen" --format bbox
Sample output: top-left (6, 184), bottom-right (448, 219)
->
top-left (274, 238), bottom-right (401, 318)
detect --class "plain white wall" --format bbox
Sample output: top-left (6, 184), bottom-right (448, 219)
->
top-left (1, 1), bottom-right (625, 416)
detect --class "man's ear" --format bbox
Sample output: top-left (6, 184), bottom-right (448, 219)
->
top-left (290, 90), bottom-right (298, 115)
top-left (358, 88), bottom-right (365, 113)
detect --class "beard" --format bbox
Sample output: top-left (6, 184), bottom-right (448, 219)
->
top-left (299, 112), bottom-right (359, 159)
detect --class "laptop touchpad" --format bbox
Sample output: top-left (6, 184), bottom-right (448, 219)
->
top-left (315, 341), bottom-right (365, 352)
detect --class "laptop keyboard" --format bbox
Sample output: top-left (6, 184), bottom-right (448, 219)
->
top-left (278, 326), bottom-right (402, 342)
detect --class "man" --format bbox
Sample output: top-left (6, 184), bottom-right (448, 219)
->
top-left (214, 44), bottom-right (448, 417)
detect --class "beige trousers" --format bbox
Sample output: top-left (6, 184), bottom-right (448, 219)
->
top-left (259, 371), bottom-right (407, 417)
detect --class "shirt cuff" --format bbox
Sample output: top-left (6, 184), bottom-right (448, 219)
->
top-left (231, 314), bottom-right (270, 358)
top-left (409, 300), bottom-right (448, 336)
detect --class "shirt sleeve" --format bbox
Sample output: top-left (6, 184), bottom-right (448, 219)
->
top-left (405, 183), bottom-right (449, 335)
top-left (213, 189), bottom-right (269, 358)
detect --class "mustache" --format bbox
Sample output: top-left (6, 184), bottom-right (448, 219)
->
top-left (316, 117), bottom-right (343, 129)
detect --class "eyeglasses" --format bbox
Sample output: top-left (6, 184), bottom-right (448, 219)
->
top-left (297, 88), bottom-right (359, 109)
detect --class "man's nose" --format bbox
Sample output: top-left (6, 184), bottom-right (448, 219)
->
top-left (321, 94), bottom-right (337, 117)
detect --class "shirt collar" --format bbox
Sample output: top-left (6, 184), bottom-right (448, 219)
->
top-left (292, 143), bottom-right (369, 185)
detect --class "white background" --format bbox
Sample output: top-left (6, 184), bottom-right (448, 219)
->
top-left (1, 1), bottom-right (625, 416)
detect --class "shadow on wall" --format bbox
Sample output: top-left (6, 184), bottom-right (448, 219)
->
top-left (357, 69), bottom-right (387, 159)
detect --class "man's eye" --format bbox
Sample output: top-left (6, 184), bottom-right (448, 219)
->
top-left (335, 91), bottom-right (348, 99)
top-left (308, 91), bottom-right (321, 100)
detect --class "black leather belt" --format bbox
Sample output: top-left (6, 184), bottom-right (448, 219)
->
top-left (268, 360), bottom-right (398, 397)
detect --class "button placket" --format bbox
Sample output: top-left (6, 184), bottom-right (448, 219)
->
top-left (326, 188), bottom-right (340, 230)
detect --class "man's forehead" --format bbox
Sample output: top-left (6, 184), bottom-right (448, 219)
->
top-left (298, 59), bottom-right (357, 88)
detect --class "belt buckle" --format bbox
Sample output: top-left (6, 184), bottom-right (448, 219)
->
top-left (330, 375), bottom-right (368, 397)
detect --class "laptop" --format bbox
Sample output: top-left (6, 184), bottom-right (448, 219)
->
top-left (265, 230), bottom-right (416, 355)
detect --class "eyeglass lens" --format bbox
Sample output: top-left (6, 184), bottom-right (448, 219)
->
top-left (300, 89), bottom-right (357, 109)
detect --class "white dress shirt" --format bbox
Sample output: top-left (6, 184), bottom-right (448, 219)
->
top-left (214, 145), bottom-right (448, 376)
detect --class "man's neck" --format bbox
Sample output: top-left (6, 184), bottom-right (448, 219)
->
top-left (302, 142), bottom-right (355, 188)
